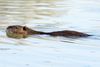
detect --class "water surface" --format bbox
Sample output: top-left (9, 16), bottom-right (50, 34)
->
top-left (0, 0), bottom-right (100, 67)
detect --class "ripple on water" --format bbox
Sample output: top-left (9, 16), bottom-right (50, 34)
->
top-left (0, 0), bottom-right (100, 67)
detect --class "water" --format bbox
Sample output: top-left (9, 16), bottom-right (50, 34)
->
top-left (0, 0), bottom-right (100, 67)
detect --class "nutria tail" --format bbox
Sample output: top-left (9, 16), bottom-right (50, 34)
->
top-left (45, 30), bottom-right (91, 37)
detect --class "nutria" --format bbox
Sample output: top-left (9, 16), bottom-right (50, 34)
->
top-left (6, 25), bottom-right (46, 38)
top-left (6, 25), bottom-right (91, 39)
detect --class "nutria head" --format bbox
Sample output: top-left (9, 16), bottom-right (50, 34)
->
top-left (6, 25), bottom-right (29, 38)
top-left (6, 25), bottom-right (47, 38)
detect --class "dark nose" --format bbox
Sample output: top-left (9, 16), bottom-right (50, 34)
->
top-left (7, 25), bottom-right (21, 29)
top-left (7, 26), bottom-right (14, 29)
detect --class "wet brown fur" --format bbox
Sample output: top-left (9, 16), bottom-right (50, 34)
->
top-left (6, 25), bottom-right (91, 38)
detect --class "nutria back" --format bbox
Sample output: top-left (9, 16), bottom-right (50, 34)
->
top-left (48, 30), bottom-right (91, 37)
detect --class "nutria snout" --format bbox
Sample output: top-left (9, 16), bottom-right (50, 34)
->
top-left (6, 25), bottom-right (91, 39)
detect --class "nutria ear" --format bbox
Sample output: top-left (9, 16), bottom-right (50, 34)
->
top-left (23, 26), bottom-right (27, 30)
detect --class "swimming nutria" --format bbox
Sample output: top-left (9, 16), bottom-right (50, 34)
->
top-left (6, 25), bottom-right (91, 39)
